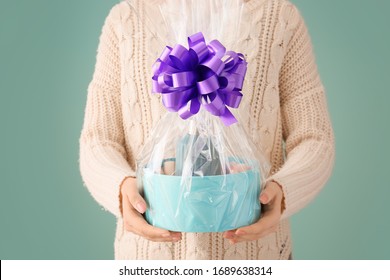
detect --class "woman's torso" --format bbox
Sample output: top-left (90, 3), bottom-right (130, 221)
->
top-left (114, 0), bottom-right (294, 259)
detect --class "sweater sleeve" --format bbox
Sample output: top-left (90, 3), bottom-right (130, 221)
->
top-left (267, 4), bottom-right (335, 220)
top-left (79, 4), bottom-right (135, 217)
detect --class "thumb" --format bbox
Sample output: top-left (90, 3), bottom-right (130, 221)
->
top-left (259, 184), bottom-right (278, 204)
top-left (127, 184), bottom-right (147, 214)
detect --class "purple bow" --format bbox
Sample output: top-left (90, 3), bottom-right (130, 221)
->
top-left (152, 32), bottom-right (247, 126)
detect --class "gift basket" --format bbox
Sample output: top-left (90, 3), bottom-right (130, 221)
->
top-left (131, 0), bottom-right (271, 232)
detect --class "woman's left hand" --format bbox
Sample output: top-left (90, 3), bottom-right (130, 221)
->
top-left (223, 181), bottom-right (285, 244)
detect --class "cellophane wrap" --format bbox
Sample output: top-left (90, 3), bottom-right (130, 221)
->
top-left (129, 0), bottom-right (271, 232)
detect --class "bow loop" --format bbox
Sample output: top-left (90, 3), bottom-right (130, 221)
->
top-left (152, 32), bottom-right (247, 126)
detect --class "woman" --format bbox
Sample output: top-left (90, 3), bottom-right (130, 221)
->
top-left (79, 0), bottom-right (335, 260)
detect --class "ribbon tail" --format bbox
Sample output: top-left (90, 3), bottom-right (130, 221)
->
top-left (219, 108), bottom-right (238, 126)
top-left (178, 97), bottom-right (201, 120)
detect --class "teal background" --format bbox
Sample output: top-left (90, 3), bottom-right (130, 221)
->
top-left (0, 0), bottom-right (389, 259)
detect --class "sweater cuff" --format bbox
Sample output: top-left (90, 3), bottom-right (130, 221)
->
top-left (80, 140), bottom-right (137, 218)
top-left (265, 142), bottom-right (334, 221)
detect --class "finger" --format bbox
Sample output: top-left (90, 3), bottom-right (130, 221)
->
top-left (126, 183), bottom-right (147, 214)
top-left (125, 211), bottom-right (182, 242)
top-left (224, 184), bottom-right (282, 244)
top-left (131, 217), bottom-right (182, 242)
top-left (259, 185), bottom-right (278, 204)
top-left (122, 192), bottom-right (181, 242)
top-left (228, 226), bottom-right (278, 244)
top-left (223, 229), bottom-right (236, 239)
top-left (227, 215), bottom-right (279, 243)
top-left (237, 206), bottom-right (279, 235)
top-left (224, 207), bottom-right (281, 243)
top-left (237, 220), bottom-right (279, 240)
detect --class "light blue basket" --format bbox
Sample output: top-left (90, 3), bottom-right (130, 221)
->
top-left (142, 168), bottom-right (261, 232)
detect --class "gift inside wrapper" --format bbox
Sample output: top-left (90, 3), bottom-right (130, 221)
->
top-left (129, 0), bottom-right (271, 232)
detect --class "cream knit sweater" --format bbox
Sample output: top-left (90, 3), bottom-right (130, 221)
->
top-left (79, 0), bottom-right (335, 259)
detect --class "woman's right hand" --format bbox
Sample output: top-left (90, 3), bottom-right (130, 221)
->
top-left (120, 177), bottom-right (182, 242)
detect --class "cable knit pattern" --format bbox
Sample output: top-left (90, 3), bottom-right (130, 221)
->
top-left (79, 0), bottom-right (335, 259)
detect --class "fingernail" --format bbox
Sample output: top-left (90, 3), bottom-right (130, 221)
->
top-left (136, 203), bottom-right (146, 213)
top-left (260, 194), bottom-right (268, 203)
top-left (162, 233), bottom-right (170, 238)
top-left (172, 237), bottom-right (180, 242)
